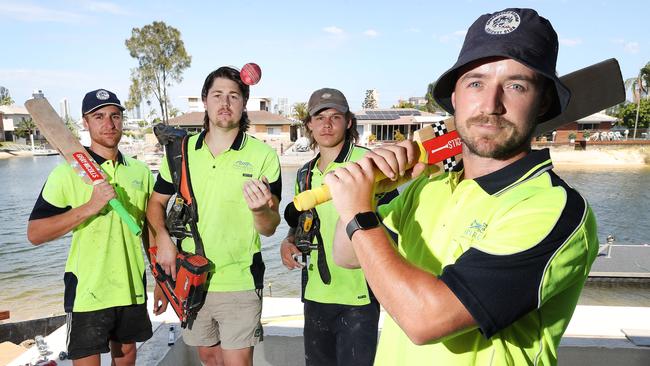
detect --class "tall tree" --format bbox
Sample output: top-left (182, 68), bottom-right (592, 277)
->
top-left (292, 102), bottom-right (308, 122)
top-left (362, 89), bottom-right (378, 109)
top-left (125, 21), bottom-right (191, 124)
top-left (425, 82), bottom-right (442, 113)
top-left (624, 62), bottom-right (650, 138)
top-left (14, 117), bottom-right (36, 139)
top-left (0, 86), bottom-right (14, 106)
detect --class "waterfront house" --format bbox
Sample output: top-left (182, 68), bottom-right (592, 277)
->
top-left (0, 105), bottom-right (37, 142)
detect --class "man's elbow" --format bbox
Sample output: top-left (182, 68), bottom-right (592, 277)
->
top-left (27, 226), bottom-right (45, 246)
top-left (402, 321), bottom-right (444, 345)
top-left (333, 253), bottom-right (360, 269)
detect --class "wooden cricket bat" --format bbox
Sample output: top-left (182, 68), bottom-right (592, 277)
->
top-left (25, 96), bottom-right (142, 236)
top-left (293, 58), bottom-right (625, 211)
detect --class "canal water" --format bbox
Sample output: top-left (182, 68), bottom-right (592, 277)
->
top-left (1, 155), bottom-right (649, 320)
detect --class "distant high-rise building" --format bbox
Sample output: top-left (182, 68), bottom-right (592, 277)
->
top-left (274, 97), bottom-right (289, 116)
top-left (32, 89), bottom-right (45, 99)
top-left (59, 98), bottom-right (70, 119)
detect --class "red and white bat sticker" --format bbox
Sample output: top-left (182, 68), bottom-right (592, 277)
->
top-left (72, 152), bottom-right (103, 182)
top-left (420, 130), bottom-right (462, 165)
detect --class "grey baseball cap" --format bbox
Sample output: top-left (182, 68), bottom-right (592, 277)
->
top-left (307, 88), bottom-right (349, 116)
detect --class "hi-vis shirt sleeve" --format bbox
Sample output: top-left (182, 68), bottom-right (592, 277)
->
top-left (153, 154), bottom-right (175, 195)
top-left (377, 175), bottom-right (426, 233)
top-left (29, 164), bottom-right (74, 220)
top-left (262, 150), bottom-right (282, 201)
top-left (439, 184), bottom-right (598, 338)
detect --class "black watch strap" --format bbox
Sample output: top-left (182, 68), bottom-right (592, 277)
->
top-left (345, 211), bottom-right (380, 240)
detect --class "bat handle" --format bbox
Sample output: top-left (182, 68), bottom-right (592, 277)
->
top-left (293, 185), bottom-right (331, 211)
top-left (108, 198), bottom-right (142, 236)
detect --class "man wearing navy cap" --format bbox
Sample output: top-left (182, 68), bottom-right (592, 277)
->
top-left (28, 89), bottom-right (156, 366)
top-left (325, 8), bottom-right (599, 364)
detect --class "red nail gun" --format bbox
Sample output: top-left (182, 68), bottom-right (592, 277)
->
top-left (149, 247), bottom-right (212, 328)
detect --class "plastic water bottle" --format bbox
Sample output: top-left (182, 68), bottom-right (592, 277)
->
top-left (168, 325), bottom-right (175, 346)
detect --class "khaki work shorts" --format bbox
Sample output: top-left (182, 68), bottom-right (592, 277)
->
top-left (182, 290), bottom-right (263, 349)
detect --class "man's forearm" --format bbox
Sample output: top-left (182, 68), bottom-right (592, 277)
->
top-left (349, 228), bottom-right (476, 344)
top-left (332, 219), bottom-right (361, 268)
top-left (253, 207), bottom-right (280, 237)
top-left (27, 203), bottom-right (97, 245)
top-left (146, 198), bottom-right (171, 245)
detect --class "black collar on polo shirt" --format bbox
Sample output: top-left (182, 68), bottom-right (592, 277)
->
top-left (84, 146), bottom-right (126, 166)
top-left (195, 129), bottom-right (246, 151)
top-left (473, 148), bottom-right (554, 196)
top-left (333, 138), bottom-right (354, 163)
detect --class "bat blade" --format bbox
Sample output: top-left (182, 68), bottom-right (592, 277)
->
top-left (535, 58), bottom-right (625, 135)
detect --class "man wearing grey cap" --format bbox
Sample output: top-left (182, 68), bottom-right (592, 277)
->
top-left (28, 89), bottom-right (156, 366)
top-left (324, 8), bottom-right (598, 365)
top-left (280, 88), bottom-right (397, 365)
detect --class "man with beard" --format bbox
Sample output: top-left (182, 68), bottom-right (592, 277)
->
top-left (324, 8), bottom-right (599, 365)
top-left (28, 89), bottom-right (155, 366)
top-left (147, 66), bottom-right (281, 366)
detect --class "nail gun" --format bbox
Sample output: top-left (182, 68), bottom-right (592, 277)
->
top-left (149, 247), bottom-right (212, 328)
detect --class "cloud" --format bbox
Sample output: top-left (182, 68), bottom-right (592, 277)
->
top-left (81, 1), bottom-right (129, 15)
top-left (364, 29), bottom-right (379, 37)
top-left (611, 38), bottom-right (640, 54)
top-left (323, 26), bottom-right (344, 35)
top-left (0, 1), bottom-right (84, 23)
top-left (405, 27), bottom-right (421, 33)
top-left (559, 38), bottom-right (582, 47)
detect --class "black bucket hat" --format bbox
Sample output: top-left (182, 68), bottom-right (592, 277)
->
top-left (433, 8), bottom-right (571, 123)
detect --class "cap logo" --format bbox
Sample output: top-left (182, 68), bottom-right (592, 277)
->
top-left (321, 93), bottom-right (332, 99)
top-left (96, 90), bottom-right (110, 100)
top-left (485, 11), bottom-right (520, 35)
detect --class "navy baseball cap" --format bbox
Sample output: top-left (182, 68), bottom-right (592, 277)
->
top-left (433, 8), bottom-right (571, 123)
top-left (82, 89), bottom-right (125, 115)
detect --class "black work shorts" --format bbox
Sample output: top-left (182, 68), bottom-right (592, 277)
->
top-left (304, 299), bottom-right (380, 366)
top-left (66, 303), bottom-right (153, 360)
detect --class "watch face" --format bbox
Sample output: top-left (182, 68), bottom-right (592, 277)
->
top-left (356, 211), bottom-right (379, 229)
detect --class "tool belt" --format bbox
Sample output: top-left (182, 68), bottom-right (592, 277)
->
top-left (150, 124), bottom-right (213, 328)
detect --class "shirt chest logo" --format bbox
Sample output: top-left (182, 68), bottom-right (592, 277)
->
top-left (464, 219), bottom-right (488, 240)
top-left (233, 160), bottom-right (255, 176)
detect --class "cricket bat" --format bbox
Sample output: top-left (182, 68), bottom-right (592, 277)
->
top-left (25, 96), bottom-right (142, 236)
top-left (293, 58), bottom-right (625, 211)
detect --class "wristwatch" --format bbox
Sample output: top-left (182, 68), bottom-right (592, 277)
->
top-left (345, 211), bottom-right (381, 240)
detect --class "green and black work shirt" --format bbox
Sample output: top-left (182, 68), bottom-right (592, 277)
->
top-left (297, 139), bottom-right (397, 306)
top-left (375, 149), bottom-right (599, 365)
top-left (29, 149), bottom-right (154, 312)
top-left (155, 130), bottom-right (281, 292)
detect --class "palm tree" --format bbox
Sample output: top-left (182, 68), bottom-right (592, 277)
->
top-left (14, 117), bottom-right (37, 151)
top-left (292, 102), bottom-right (308, 122)
top-left (624, 62), bottom-right (650, 139)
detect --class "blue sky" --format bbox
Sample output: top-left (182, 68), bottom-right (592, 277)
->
top-left (1, 0), bottom-right (648, 120)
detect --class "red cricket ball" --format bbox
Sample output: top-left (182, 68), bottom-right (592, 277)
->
top-left (240, 63), bottom-right (262, 85)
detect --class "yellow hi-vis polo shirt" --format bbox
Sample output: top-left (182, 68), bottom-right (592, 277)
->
top-left (29, 149), bottom-right (154, 312)
top-left (297, 140), bottom-right (389, 306)
top-left (376, 149), bottom-right (599, 366)
top-left (156, 130), bottom-right (281, 292)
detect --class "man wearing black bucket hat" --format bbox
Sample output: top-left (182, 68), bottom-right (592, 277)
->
top-left (324, 8), bottom-right (599, 365)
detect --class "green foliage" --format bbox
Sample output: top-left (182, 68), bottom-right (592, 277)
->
top-left (568, 132), bottom-right (577, 141)
top-left (616, 100), bottom-right (650, 129)
top-left (582, 131), bottom-right (591, 139)
top-left (425, 82), bottom-right (443, 113)
top-left (392, 101), bottom-right (416, 109)
top-left (64, 116), bottom-right (79, 139)
top-left (0, 86), bottom-right (14, 106)
top-left (292, 102), bottom-right (308, 122)
top-left (393, 130), bottom-right (406, 141)
top-left (125, 21), bottom-right (191, 125)
top-left (362, 90), bottom-right (378, 109)
top-left (14, 117), bottom-right (36, 138)
top-left (368, 133), bottom-right (377, 143)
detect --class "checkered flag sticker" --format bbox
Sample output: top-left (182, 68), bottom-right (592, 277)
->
top-left (432, 121), bottom-right (458, 172)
